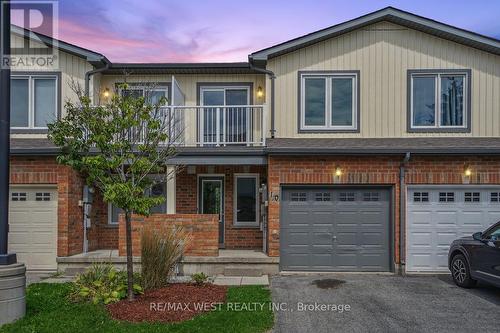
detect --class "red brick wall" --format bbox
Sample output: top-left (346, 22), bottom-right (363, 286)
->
top-left (176, 165), bottom-right (265, 249)
top-left (10, 156), bottom-right (84, 257)
top-left (118, 214), bottom-right (219, 256)
top-left (406, 156), bottom-right (500, 184)
top-left (87, 190), bottom-right (119, 250)
top-left (267, 155), bottom-right (500, 264)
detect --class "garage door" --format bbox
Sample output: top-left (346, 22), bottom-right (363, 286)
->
top-left (8, 187), bottom-right (58, 270)
top-left (407, 186), bottom-right (500, 272)
top-left (280, 187), bottom-right (391, 272)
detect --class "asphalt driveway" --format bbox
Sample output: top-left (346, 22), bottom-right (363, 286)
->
top-left (271, 274), bottom-right (500, 333)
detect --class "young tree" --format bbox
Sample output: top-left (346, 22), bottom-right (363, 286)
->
top-left (48, 83), bottom-right (181, 300)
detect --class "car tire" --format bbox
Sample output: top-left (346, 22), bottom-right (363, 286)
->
top-left (451, 254), bottom-right (477, 288)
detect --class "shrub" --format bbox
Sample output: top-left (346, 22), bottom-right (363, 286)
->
top-left (191, 272), bottom-right (209, 285)
top-left (141, 224), bottom-right (191, 290)
top-left (70, 262), bottom-right (143, 304)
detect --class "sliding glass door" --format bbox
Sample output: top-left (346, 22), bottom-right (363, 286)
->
top-left (201, 86), bottom-right (250, 145)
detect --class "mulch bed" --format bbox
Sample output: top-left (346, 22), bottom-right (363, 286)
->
top-left (107, 283), bottom-right (227, 323)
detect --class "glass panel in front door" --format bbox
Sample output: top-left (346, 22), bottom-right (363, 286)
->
top-left (202, 180), bottom-right (223, 244)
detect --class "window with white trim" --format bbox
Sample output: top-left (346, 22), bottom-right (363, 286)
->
top-left (11, 74), bottom-right (58, 129)
top-left (410, 71), bottom-right (468, 130)
top-left (413, 192), bottom-right (429, 202)
top-left (300, 72), bottom-right (358, 131)
top-left (464, 192), bottom-right (480, 203)
top-left (439, 192), bottom-right (455, 203)
top-left (121, 85), bottom-right (169, 105)
top-left (234, 175), bottom-right (259, 227)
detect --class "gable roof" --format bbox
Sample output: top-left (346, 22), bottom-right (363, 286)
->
top-left (102, 62), bottom-right (261, 75)
top-left (11, 25), bottom-right (109, 66)
top-left (249, 7), bottom-right (500, 63)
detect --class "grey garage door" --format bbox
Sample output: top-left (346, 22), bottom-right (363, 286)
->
top-left (280, 187), bottom-right (391, 272)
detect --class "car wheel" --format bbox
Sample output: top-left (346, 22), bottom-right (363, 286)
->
top-left (451, 254), bottom-right (476, 288)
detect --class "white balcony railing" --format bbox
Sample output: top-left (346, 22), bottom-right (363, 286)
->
top-left (83, 104), bottom-right (266, 148)
top-left (162, 105), bottom-right (267, 147)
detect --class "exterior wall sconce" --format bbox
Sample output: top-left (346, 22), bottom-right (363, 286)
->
top-left (335, 167), bottom-right (343, 177)
top-left (257, 86), bottom-right (264, 98)
top-left (463, 166), bottom-right (472, 184)
top-left (103, 87), bottom-right (110, 98)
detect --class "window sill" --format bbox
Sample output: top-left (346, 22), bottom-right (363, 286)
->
top-left (232, 224), bottom-right (260, 229)
top-left (11, 128), bottom-right (49, 134)
top-left (298, 128), bottom-right (359, 133)
top-left (407, 127), bottom-right (470, 133)
top-left (104, 224), bottom-right (119, 228)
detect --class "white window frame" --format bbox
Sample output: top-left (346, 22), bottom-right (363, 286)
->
top-left (107, 203), bottom-right (122, 225)
top-left (410, 72), bottom-right (468, 130)
top-left (11, 74), bottom-right (58, 129)
top-left (300, 73), bottom-right (358, 131)
top-left (119, 84), bottom-right (169, 105)
top-left (233, 174), bottom-right (260, 228)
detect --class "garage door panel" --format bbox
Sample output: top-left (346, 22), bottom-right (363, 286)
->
top-left (407, 186), bottom-right (500, 272)
top-left (8, 187), bottom-right (58, 270)
top-left (281, 187), bottom-right (391, 272)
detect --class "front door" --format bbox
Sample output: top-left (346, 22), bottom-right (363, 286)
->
top-left (199, 177), bottom-right (224, 247)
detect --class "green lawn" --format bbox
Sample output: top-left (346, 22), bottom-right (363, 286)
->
top-left (0, 283), bottom-right (274, 333)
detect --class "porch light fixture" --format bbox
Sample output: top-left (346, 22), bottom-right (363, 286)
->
top-left (257, 86), bottom-right (264, 98)
top-left (335, 167), bottom-right (343, 177)
top-left (464, 167), bottom-right (472, 177)
top-left (103, 87), bottom-right (110, 98)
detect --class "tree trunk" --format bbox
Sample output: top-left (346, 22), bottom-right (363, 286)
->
top-left (125, 211), bottom-right (134, 301)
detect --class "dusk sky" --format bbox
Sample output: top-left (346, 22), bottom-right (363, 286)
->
top-left (13, 0), bottom-right (500, 63)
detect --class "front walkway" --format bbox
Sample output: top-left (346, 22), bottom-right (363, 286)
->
top-left (270, 274), bottom-right (500, 333)
top-left (57, 249), bottom-right (279, 276)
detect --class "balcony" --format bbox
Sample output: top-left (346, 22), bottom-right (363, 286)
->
top-left (162, 105), bottom-right (267, 147)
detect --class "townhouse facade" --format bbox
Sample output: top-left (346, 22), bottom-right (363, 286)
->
top-left (8, 7), bottom-right (500, 274)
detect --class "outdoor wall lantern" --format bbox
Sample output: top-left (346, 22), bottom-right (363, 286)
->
top-left (103, 87), bottom-right (110, 98)
top-left (257, 86), bottom-right (264, 98)
top-left (335, 167), bottom-right (343, 177)
top-left (464, 167), bottom-right (472, 177)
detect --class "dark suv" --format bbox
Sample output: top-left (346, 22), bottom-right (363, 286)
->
top-left (448, 221), bottom-right (500, 288)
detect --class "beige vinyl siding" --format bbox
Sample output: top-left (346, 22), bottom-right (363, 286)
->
top-left (268, 21), bottom-right (500, 138)
top-left (99, 74), bottom-right (266, 106)
top-left (10, 33), bottom-right (94, 139)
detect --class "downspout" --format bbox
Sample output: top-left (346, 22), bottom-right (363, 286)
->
top-left (248, 59), bottom-right (276, 138)
top-left (399, 152), bottom-right (411, 275)
top-left (84, 60), bottom-right (110, 98)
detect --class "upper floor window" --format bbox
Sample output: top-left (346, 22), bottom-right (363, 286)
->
top-left (409, 70), bottom-right (470, 132)
top-left (120, 84), bottom-right (169, 105)
top-left (11, 74), bottom-right (58, 130)
top-left (299, 72), bottom-right (358, 132)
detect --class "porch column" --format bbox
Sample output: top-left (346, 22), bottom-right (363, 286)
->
top-left (166, 165), bottom-right (176, 214)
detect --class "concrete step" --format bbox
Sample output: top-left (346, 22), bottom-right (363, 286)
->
top-left (224, 266), bottom-right (263, 277)
top-left (213, 275), bottom-right (269, 286)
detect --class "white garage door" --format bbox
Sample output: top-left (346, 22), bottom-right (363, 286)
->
top-left (407, 186), bottom-right (500, 272)
top-left (8, 187), bottom-right (58, 270)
